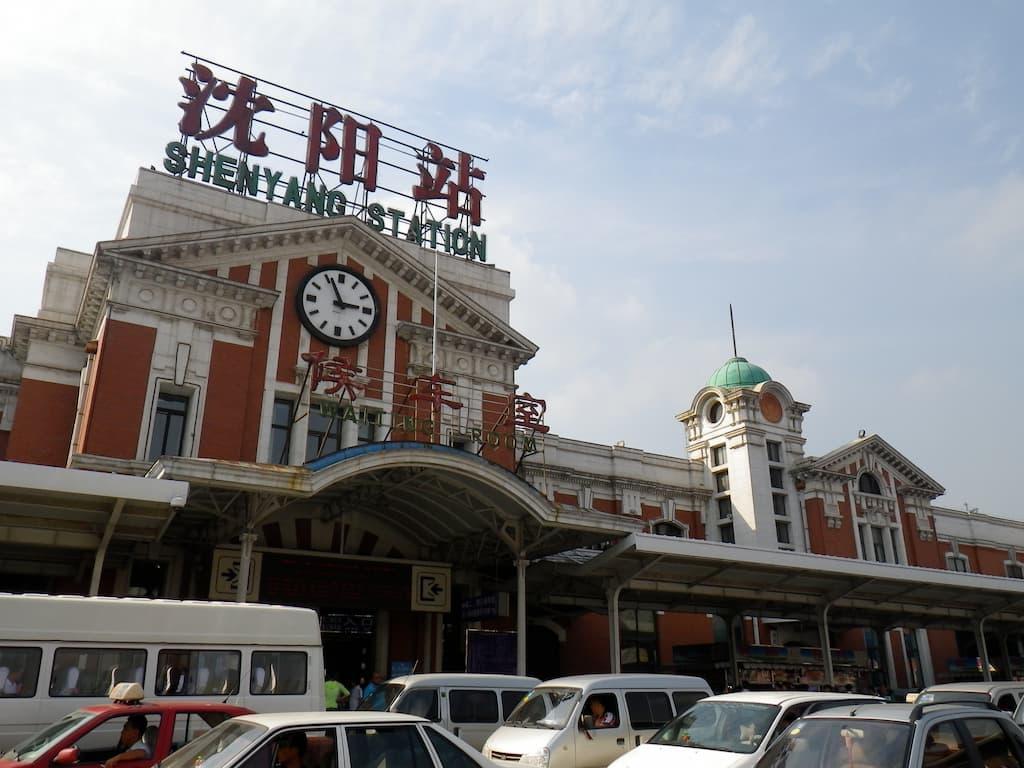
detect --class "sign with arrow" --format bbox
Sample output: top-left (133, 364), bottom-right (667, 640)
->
top-left (208, 548), bottom-right (262, 601)
top-left (410, 565), bottom-right (451, 613)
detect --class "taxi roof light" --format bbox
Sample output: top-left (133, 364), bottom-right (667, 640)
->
top-left (109, 682), bottom-right (145, 704)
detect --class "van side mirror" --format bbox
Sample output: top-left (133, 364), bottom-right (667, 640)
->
top-left (53, 747), bottom-right (79, 766)
top-left (580, 714), bottom-right (594, 731)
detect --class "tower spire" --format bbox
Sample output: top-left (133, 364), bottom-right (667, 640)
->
top-left (729, 304), bottom-right (738, 358)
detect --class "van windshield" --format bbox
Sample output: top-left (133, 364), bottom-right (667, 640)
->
top-left (505, 687), bottom-right (581, 730)
top-left (4, 710), bottom-right (95, 762)
top-left (359, 683), bottom-right (405, 712)
top-left (161, 719), bottom-right (266, 768)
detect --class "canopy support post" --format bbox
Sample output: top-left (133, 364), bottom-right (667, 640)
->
top-left (818, 603), bottom-right (834, 687)
top-left (975, 617), bottom-right (993, 682)
top-left (89, 498), bottom-right (125, 596)
top-left (516, 557), bottom-right (528, 676)
top-left (607, 584), bottom-right (623, 674)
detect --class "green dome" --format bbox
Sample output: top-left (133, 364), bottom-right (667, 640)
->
top-left (707, 357), bottom-right (772, 389)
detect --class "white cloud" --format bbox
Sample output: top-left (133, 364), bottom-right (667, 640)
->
top-left (808, 33), bottom-right (852, 77)
top-left (698, 114), bottom-right (734, 138)
top-left (848, 77), bottom-right (913, 109)
top-left (704, 15), bottom-right (785, 94)
top-left (953, 174), bottom-right (1024, 270)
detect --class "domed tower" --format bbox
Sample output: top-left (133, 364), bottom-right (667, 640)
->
top-left (677, 356), bottom-right (811, 550)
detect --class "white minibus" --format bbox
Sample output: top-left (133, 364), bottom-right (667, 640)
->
top-left (483, 673), bottom-right (712, 768)
top-left (0, 593), bottom-right (324, 749)
top-left (359, 673), bottom-right (540, 749)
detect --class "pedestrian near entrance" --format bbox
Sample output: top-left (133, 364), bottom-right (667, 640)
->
top-left (348, 676), bottom-right (365, 710)
top-left (324, 671), bottom-right (349, 711)
top-left (363, 671), bottom-right (384, 702)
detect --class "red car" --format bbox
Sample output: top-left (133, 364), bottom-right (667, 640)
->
top-left (0, 697), bottom-right (251, 768)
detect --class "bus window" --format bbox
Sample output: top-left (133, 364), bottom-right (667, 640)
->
top-left (156, 650), bottom-right (241, 696)
top-left (250, 652), bottom-right (307, 695)
top-left (50, 648), bottom-right (147, 697)
top-left (0, 647), bottom-right (42, 697)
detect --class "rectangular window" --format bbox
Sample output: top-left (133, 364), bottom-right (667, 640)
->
top-left (889, 529), bottom-right (902, 564)
top-left (625, 691), bottom-right (674, 730)
top-left (501, 690), bottom-right (529, 719)
top-left (776, 520), bottom-right (791, 545)
top-left (0, 646), bottom-right (42, 697)
top-left (769, 467), bottom-right (785, 489)
top-left (148, 393), bottom-right (189, 461)
top-left (711, 445), bottom-right (726, 467)
top-left (766, 441), bottom-right (782, 463)
top-left (270, 398), bottom-right (294, 464)
top-left (156, 649), bottom-right (240, 696)
top-left (715, 472), bottom-right (730, 493)
top-left (720, 522), bottom-right (735, 544)
top-left (306, 407), bottom-right (341, 460)
top-left (772, 494), bottom-right (788, 517)
top-left (858, 525), bottom-right (869, 560)
top-left (948, 555), bottom-right (969, 573)
top-left (50, 648), bottom-right (147, 697)
top-left (1007, 563), bottom-right (1024, 579)
top-left (346, 726), bottom-right (432, 768)
top-left (449, 689), bottom-right (499, 723)
top-left (250, 651), bottom-right (307, 695)
top-left (357, 409), bottom-right (381, 444)
top-left (872, 526), bottom-right (887, 563)
top-left (717, 498), bottom-right (732, 520)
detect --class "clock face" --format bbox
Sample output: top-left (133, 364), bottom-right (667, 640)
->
top-left (295, 265), bottom-right (380, 347)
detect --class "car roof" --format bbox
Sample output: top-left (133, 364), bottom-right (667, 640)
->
top-left (236, 712), bottom-right (427, 728)
top-left (386, 673), bottom-right (540, 687)
top-left (537, 674), bottom-right (710, 689)
top-left (78, 702), bottom-right (251, 716)
top-left (700, 692), bottom-right (881, 706)
top-left (922, 682), bottom-right (1022, 694)
top-left (801, 703), bottom-right (1008, 723)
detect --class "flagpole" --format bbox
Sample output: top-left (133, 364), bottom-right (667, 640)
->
top-left (431, 249), bottom-right (439, 376)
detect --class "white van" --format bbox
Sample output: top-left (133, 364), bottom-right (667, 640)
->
top-left (0, 593), bottom-right (324, 750)
top-left (360, 673), bottom-right (540, 750)
top-left (483, 674), bottom-right (712, 768)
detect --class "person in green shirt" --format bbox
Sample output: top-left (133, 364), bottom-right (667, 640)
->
top-left (324, 671), bottom-right (349, 711)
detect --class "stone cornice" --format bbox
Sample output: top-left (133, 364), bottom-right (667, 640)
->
top-left (10, 315), bottom-right (81, 361)
top-left (522, 462), bottom-right (712, 500)
top-left (397, 323), bottom-right (534, 367)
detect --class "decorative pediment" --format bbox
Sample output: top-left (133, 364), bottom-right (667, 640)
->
top-left (77, 216), bottom-right (538, 360)
top-left (797, 433), bottom-right (945, 498)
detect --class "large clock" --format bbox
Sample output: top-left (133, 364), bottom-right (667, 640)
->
top-left (295, 265), bottom-right (380, 347)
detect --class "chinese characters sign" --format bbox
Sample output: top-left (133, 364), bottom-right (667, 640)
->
top-left (164, 54), bottom-right (488, 261)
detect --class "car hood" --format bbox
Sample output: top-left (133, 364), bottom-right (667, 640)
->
top-left (484, 726), bottom-right (558, 756)
top-left (609, 744), bottom-right (754, 768)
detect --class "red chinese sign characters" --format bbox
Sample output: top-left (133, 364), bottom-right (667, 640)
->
top-left (302, 352), bottom-right (365, 401)
top-left (409, 374), bottom-right (464, 414)
top-left (178, 64), bottom-right (275, 157)
top-left (177, 61), bottom-right (486, 224)
top-left (511, 393), bottom-right (550, 434)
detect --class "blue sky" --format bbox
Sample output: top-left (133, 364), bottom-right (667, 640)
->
top-left (1, 1), bottom-right (1021, 517)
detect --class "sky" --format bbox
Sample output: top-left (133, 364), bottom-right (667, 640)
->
top-left (1, 1), bottom-right (1022, 517)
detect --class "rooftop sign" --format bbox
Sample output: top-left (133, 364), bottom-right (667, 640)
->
top-left (162, 53), bottom-right (489, 261)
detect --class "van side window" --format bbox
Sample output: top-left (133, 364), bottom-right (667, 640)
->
top-left (625, 692), bottom-right (674, 730)
top-left (251, 651), bottom-right (307, 695)
top-left (501, 690), bottom-right (528, 719)
top-left (449, 689), bottom-right (499, 723)
top-left (583, 694), bottom-right (620, 729)
top-left (157, 650), bottom-right (241, 696)
top-left (50, 648), bottom-right (147, 697)
top-left (672, 690), bottom-right (707, 714)
top-left (395, 688), bottom-right (439, 720)
top-left (0, 646), bottom-right (42, 697)
top-left (997, 693), bottom-right (1017, 712)
top-left (425, 727), bottom-right (479, 768)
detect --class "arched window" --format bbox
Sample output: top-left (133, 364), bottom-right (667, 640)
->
top-left (858, 473), bottom-right (882, 495)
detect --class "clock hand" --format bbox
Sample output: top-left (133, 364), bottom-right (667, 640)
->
top-left (327, 277), bottom-right (345, 307)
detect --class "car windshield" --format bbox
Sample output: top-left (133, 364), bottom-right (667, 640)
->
top-left (505, 687), bottom-right (581, 730)
top-left (358, 683), bottom-right (404, 712)
top-left (757, 718), bottom-right (910, 768)
top-left (650, 701), bottom-right (780, 754)
top-left (160, 719), bottom-right (266, 768)
top-left (3, 710), bottom-right (96, 763)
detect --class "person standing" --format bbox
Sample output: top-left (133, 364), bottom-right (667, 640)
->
top-left (348, 676), bottom-right (365, 710)
top-left (324, 671), bottom-right (348, 711)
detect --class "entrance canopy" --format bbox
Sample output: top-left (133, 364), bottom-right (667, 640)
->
top-left (551, 533), bottom-right (1024, 632)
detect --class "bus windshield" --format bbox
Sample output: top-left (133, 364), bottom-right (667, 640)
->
top-left (505, 688), bottom-right (581, 730)
top-left (4, 711), bottom-right (96, 763)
